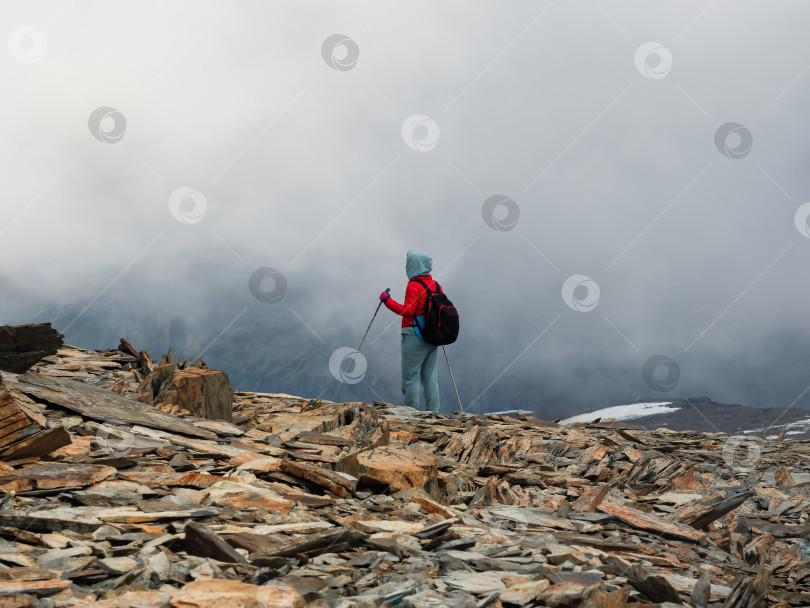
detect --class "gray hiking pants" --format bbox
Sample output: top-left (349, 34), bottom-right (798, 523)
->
top-left (400, 326), bottom-right (439, 413)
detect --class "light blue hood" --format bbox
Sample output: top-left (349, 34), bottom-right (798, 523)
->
top-left (406, 251), bottom-right (433, 280)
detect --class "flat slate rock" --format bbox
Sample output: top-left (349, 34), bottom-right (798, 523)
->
top-left (0, 425), bottom-right (71, 461)
top-left (0, 462), bottom-right (116, 492)
top-left (0, 578), bottom-right (72, 596)
top-left (0, 511), bottom-right (102, 534)
top-left (11, 372), bottom-right (216, 439)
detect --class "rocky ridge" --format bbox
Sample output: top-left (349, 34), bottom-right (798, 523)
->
top-left (0, 326), bottom-right (806, 607)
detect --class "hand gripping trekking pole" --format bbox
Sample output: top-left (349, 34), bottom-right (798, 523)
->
top-left (442, 345), bottom-right (464, 412)
top-left (333, 288), bottom-right (389, 402)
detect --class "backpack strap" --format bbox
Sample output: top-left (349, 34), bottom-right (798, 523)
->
top-left (413, 278), bottom-right (432, 295)
top-left (412, 279), bottom-right (432, 331)
top-left (414, 278), bottom-right (443, 293)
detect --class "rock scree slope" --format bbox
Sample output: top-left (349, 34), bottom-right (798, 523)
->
top-left (0, 323), bottom-right (806, 607)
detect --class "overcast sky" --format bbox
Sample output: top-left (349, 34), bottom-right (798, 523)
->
top-left (3, 1), bottom-right (810, 420)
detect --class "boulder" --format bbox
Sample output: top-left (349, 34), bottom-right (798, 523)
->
top-left (0, 323), bottom-right (63, 373)
top-left (139, 363), bottom-right (234, 422)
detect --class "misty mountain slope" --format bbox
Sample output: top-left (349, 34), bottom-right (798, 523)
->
top-left (0, 288), bottom-right (562, 414)
top-left (4, 274), bottom-right (810, 419)
top-left (562, 397), bottom-right (810, 439)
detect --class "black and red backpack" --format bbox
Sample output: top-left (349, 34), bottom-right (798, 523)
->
top-left (412, 279), bottom-right (459, 346)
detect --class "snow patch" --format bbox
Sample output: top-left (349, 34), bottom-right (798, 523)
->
top-left (487, 409), bottom-right (533, 416)
top-left (561, 402), bottom-right (679, 425)
top-left (744, 416), bottom-right (810, 437)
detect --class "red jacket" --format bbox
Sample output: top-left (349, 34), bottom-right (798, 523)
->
top-left (384, 275), bottom-right (438, 328)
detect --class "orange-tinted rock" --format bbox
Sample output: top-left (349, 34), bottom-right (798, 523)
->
top-left (353, 443), bottom-right (438, 496)
top-left (139, 364), bottom-right (234, 422)
top-left (170, 579), bottom-right (303, 608)
top-left (0, 463), bottom-right (116, 493)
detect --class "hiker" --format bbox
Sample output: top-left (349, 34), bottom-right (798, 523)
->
top-left (379, 251), bottom-right (440, 413)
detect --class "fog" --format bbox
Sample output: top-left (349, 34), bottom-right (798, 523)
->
top-left (3, 1), bottom-right (810, 421)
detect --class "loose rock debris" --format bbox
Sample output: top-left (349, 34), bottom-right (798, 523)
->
top-left (0, 327), bottom-right (806, 606)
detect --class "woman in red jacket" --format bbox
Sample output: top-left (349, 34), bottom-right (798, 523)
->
top-left (379, 251), bottom-right (439, 413)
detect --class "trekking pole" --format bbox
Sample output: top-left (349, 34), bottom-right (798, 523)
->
top-left (333, 288), bottom-right (389, 402)
top-left (441, 345), bottom-right (464, 412)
